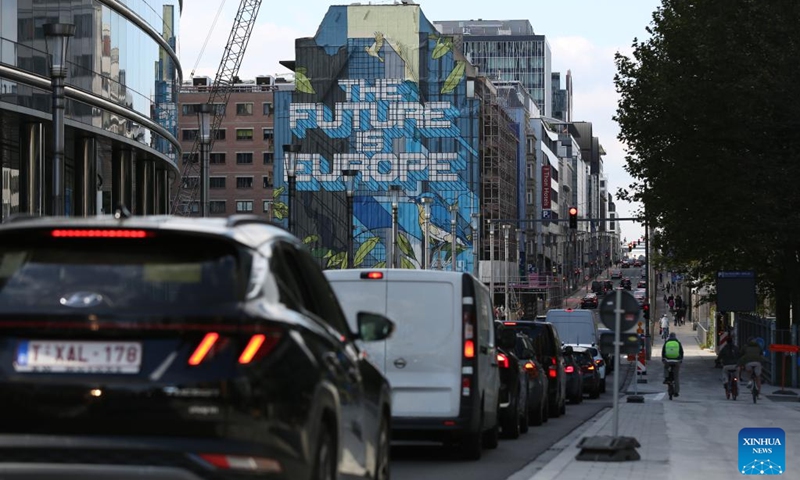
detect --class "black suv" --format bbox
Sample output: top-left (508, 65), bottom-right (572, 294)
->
top-left (500, 320), bottom-right (566, 417)
top-left (0, 214), bottom-right (395, 480)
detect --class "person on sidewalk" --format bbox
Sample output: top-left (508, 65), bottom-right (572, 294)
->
top-left (659, 314), bottom-right (670, 340)
top-left (662, 332), bottom-right (684, 396)
top-left (718, 342), bottom-right (740, 394)
top-left (738, 338), bottom-right (767, 396)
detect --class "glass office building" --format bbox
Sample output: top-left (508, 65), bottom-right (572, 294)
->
top-left (434, 20), bottom-right (552, 118)
top-left (0, 0), bottom-right (182, 218)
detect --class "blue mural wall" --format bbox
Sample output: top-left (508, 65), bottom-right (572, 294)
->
top-left (274, 5), bottom-right (480, 271)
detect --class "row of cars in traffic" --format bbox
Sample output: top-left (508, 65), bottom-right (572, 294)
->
top-left (0, 214), bottom-right (611, 479)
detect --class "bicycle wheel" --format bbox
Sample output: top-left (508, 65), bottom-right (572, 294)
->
top-left (752, 384), bottom-right (758, 404)
top-left (668, 382), bottom-right (674, 400)
top-left (731, 380), bottom-right (738, 400)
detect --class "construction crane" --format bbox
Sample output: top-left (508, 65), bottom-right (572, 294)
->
top-left (171, 0), bottom-right (263, 215)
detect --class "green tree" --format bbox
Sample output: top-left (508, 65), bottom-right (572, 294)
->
top-left (614, 0), bottom-right (800, 328)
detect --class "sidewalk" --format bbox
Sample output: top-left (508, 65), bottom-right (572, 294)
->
top-left (517, 322), bottom-right (800, 480)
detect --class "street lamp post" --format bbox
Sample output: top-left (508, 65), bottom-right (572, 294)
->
top-left (503, 224), bottom-right (511, 320)
top-left (449, 202), bottom-right (458, 271)
top-left (489, 221), bottom-right (495, 308)
top-left (420, 197), bottom-right (433, 270)
top-left (342, 169), bottom-right (358, 269)
top-left (471, 212), bottom-right (480, 277)
top-left (44, 23), bottom-right (75, 216)
top-left (196, 104), bottom-right (212, 217)
top-left (282, 144), bottom-right (301, 234)
top-left (389, 185), bottom-right (401, 268)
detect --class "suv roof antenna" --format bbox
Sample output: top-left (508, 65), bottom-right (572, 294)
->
top-left (114, 203), bottom-right (132, 220)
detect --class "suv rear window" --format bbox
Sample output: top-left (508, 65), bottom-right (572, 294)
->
top-left (507, 322), bottom-right (558, 358)
top-left (0, 234), bottom-right (244, 311)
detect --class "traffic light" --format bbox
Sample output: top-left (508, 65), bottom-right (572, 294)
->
top-left (628, 243), bottom-right (633, 252)
top-left (643, 304), bottom-right (650, 320)
top-left (568, 207), bottom-right (578, 229)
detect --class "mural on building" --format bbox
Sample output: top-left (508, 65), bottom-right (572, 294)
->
top-left (274, 5), bottom-right (480, 270)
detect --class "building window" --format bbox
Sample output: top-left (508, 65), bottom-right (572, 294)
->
top-left (263, 152), bottom-right (274, 164)
top-left (211, 103), bottom-right (226, 116)
top-left (182, 153), bottom-right (198, 164)
top-left (182, 129), bottom-right (198, 141)
top-left (210, 177), bottom-right (226, 189)
top-left (236, 177), bottom-right (254, 189)
top-left (236, 128), bottom-right (254, 141)
top-left (210, 152), bottom-right (226, 164)
top-left (236, 200), bottom-right (254, 213)
top-left (236, 152), bottom-right (253, 164)
top-left (262, 176), bottom-right (272, 188)
top-left (214, 129), bottom-right (226, 141)
top-left (236, 103), bottom-right (254, 115)
top-left (263, 200), bottom-right (273, 213)
top-left (263, 128), bottom-right (274, 141)
top-left (526, 189), bottom-right (534, 205)
top-left (263, 102), bottom-right (273, 116)
top-left (210, 201), bottom-right (226, 214)
top-left (181, 104), bottom-right (199, 115)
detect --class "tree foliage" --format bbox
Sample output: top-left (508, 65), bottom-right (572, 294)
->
top-left (614, 0), bottom-right (800, 323)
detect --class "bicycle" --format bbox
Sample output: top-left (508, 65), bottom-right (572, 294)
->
top-left (725, 369), bottom-right (738, 401)
top-left (661, 326), bottom-right (670, 341)
top-left (665, 360), bottom-right (680, 400)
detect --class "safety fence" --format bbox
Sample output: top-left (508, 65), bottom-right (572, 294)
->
top-left (735, 313), bottom-right (799, 388)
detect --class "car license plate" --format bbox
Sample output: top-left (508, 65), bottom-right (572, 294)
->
top-left (14, 340), bottom-right (142, 374)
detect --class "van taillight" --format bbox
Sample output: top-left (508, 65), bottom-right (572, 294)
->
top-left (51, 229), bottom-right (152, 238)
top-left (496, 353), bottom-right (509, 368)
top-left (565, 365), bottom-right (575, 374)
top-left (188, 332), bottom-right (219, 365)
top-left (360, 271), bottom-right (384, 280)
top-left (462, 377), bottom-right (471, 396)
top-left (464, 340), bottom-right (475, 358)
top-left (548, 357), bottom-right (557, 378)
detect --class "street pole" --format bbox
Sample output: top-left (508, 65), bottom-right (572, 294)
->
top-left (197, 104), bottom-right (212, 217)
top-left (389, 185), bottom-right (401, 268)
top-left (421, 197), bottom-right (433, 270)
top-left (342, 169), bottom-right (358, 269)
top-left (449, 203), bottom-right (458, 271)
top-left (503, 224), bottom-right (511, 320)
top-left (44, 23), bottom-right (75, 216)
top-left (489, 221), bottom-right (495, 308)
top-left (471, 212), bottom-right (480, 277)
top-left (282, 144), bottom-right (301, 235)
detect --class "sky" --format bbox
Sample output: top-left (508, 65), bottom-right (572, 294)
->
top-left (177, 0), bottom-right (662, 243)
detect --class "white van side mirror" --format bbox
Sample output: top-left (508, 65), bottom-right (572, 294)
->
top-left (356, 312), bottom-right (395, 342)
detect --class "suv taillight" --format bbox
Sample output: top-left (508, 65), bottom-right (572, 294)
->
top-left (496, 353), bottom-right (509, 368)
top-left (548, 357), bottom-right (557, 378)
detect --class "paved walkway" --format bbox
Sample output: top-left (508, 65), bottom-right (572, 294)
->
top-left (514, 320), bottom-right (800, 479)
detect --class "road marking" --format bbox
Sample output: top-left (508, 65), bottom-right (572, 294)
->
top-left (652, 392), bottom-right (666, 401)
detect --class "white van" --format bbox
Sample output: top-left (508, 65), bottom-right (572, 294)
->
top-left (544, 309), bottom-right (599, 347)
top-left (324, 269), bottom-right (499, 460)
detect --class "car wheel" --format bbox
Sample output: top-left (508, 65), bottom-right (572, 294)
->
top-left (520, 396), bottom-right (530, 434)
top-left (600, 378), bottom-right (606, 393)
top-left (542, 400), bottom-right (550, 422)
top-left (501, 398), bottom-right (520, 439)
top-left (374, 415), bottom-right (390, 480)
top-left (461, 431), bottom-right (483, 460)
top-left (312, 425), bottom-right (336, 480)
top-left (590, 386), bottom-right (600, 399)
top-left (530, 399), bottom-right (544, 426)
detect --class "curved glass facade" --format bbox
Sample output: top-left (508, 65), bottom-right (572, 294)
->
top-left (0, 0), bottom-right (181, 217)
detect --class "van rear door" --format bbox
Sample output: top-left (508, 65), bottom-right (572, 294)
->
top-left (385, 277), bottom-right (461, 418)
top-left (325, 271), bottom-right (389, 373)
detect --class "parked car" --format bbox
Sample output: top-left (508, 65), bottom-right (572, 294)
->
top-left (0, 214), bottom-right (396, 480)
top-left (514, 333), bottom-right (549, 426)
top-left (580, 293), bottom-right (599, 309)
top-left (500, 320), bottom-right (567, 418)
top-left (495, 326), bottom-right (529, 439)
top-left (572, 347), bottom-right (602, 398)
top-left (325, 269), bottom-right (500, 460)
top-left (563, 346), bottom-right (584, 403)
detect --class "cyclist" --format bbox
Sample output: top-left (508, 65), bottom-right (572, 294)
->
top-left (662, 332), bottom-right (684, 396)
top-left (659, 314), bottom-right (670, 341)
top-left (717, 342), bottom-right (740, 395)
top-left (738, 338), bottom-right (767, 397)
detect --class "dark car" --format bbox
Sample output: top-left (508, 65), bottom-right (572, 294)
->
top-left (602, 280), bottom-right (614, 293)
top-left (495, 326), bottom-right (529, 439)
top-left (621, 278), bottom-right (632, 290)
top-left (590, 281), bottom-right (603, 295)
top-left (500, 320), bottom-right (566, 418)
top-left (562, 346), bottom-right (584, 403)
top-left (580, 293), bottom-right (598, 309)
top-left (514, 333), bottom-right (549, 426)
top-left (0, 214), bottom-right (395, 480)
top-left (610, 269), bottom-right (622, 279)
top-left (572, 347), bottom-right (601, 399)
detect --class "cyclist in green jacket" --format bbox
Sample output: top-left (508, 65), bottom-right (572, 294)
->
top-left (662, 333), bottom-right (685, 396)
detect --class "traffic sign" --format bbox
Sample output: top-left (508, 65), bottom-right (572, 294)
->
top-left (599, 290), bottom-right (641, 332)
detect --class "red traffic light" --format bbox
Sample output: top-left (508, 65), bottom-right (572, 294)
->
top-left (568, 207), bottom-right (578, 216)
